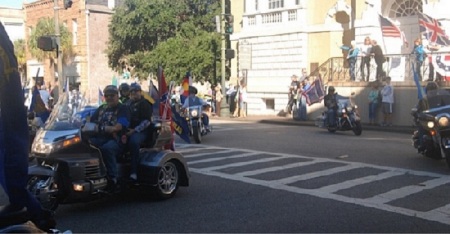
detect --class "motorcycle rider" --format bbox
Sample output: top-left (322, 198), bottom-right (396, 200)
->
top-left (126, 83), bottom-right (153, 181)
top-left (87, 85), bottom-right (130, 192)
top-left (324, 86), bottom-right (338, 128)
top-left (182, 86), bottom-right (210, 131)
top-left (119, 83), bottom-right (131, 104)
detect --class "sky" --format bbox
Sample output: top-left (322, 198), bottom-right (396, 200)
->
top-left (0, 0), bottom-right (37, 9)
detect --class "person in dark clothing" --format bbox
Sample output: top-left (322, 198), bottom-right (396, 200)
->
top-left (126, 83), bottom-right (153, 181)
top-left (87, 85), bottom-right (130, 192)
top-left (371, 40), bottom-right (386, 81)
top-left (324, 86), bottom-right (338, 127)
top-left (119, 83), bottom-right (131, 104)
top-left (0, 21), bottom-right (56, 231)
top-left (287, 74), bottom-right (300, 114)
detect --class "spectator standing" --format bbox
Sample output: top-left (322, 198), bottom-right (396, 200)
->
top-left (371, 40), bottom-right (386, 81)
top-left (286, 74), bottom-right (300, 114)
top-left (298, 77), bottom-right (311, 121)
top-left (360, 37), bottom-right (372, 81)
top-left (367, 81), bottom-right (380, 125)
top-left (215, 84), bottom-right (223, 117)
top-left (380, 77), bottom-right (394, 126)
top-left (412, 38), bottom-right (426, 81)
top-left (238, 82), bottom-right (248, 118)
top-left (340, 40), bottom-right (360, 81)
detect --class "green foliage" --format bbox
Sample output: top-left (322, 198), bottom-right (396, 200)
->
top-left (28, 17), bottom-right (74, 64)
top-left (107, 0), bottom-right (221, 83)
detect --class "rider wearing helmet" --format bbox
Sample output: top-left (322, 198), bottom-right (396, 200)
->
top-left (182, 86), bottom-right (210, 131)
top-left (119, 83), bottom-right (131, 104)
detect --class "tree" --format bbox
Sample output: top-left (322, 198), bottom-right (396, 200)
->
top-left (107, 0), bottom-right (221, 83)
top-left (28, 17), bottom-right (74, 81)
top-left (13, 39), bottom-right (27, 84)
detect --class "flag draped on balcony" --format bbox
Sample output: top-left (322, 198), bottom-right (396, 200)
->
top-left (379, 14), bottom-right (408, 47)
top-left (418, 12), bottom-right (450, 46)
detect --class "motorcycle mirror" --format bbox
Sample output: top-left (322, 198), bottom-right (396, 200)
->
top-left (410, 107), bottom-right (418, 116)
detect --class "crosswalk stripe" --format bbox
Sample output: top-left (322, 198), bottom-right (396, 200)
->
top-left (188, 152), bottom-right (259, 165)
top-left (182, 149), bottom-right (235, 158)
top-left (194, 156), bottom-right (287, 171)
top-left (274, 164), bottom-right (360, 184)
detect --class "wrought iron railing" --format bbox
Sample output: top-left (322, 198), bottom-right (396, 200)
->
top-left (311, 51), bottom-right (450, 84)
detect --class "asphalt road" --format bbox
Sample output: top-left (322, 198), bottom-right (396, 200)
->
top-left (3, 118), bottom-right (450, 232)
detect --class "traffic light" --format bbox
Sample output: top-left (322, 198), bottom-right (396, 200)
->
top-left (224, 14), bottom-right (234, 34)
top-left (37, 36), bottom-right (56, 51)
top-left (64, 0), bottom-right (73, 9)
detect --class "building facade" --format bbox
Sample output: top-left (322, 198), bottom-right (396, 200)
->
top-left (24, 0), bottom-right (123, 103)
top-left (231, 0), bottom-right (450, 116)
top-left (0, 7), bottom-right (24, 42)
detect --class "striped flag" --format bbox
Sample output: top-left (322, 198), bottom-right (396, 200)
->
top-left (157, 65), bottom-right (174, 150)
top-left (379, 14), bottom-right (408, 46)
top-left (180, 71), bottom-right (192, 104)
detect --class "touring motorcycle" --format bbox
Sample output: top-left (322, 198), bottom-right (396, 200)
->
top-left (315, 93), bottom-right (362, 136)
top-left (411, 89), bottom-right (450, 167)
top-left (27, 93), bottom-right (190, 211)
top-left (183, 104), bottom-right (211, 144)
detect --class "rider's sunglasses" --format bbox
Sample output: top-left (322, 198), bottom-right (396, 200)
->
top-left (105, 94), bottom-right (117, 98)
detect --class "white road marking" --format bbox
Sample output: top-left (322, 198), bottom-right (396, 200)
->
top-left (187, 152), bottom-right (258, 165)
top-left (177, 144), bottom-right (450, 225)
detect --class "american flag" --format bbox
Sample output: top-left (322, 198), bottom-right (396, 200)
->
top-left (379, 15), bottom-right (408, 46)
top-left (418, 12), bottom-right (450, 46)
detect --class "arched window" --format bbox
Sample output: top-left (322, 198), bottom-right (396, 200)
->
top-left (389, 0), bottom-right (422, 18)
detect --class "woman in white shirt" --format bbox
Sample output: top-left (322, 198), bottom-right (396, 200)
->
top-left (360, 36), bottom-right (372, 82)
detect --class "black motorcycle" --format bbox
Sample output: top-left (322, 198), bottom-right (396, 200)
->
top-left (315, 94), bottom-right (362, 136)
top-left (411, 90), bottom-right (450, 167)
top-left (182, 104), bottom-right (211, 143)
top-left (27, 93), bottom-right (190, 211)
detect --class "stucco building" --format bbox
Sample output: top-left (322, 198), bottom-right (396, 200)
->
top-left (24, 0), bottom-right (123, 103)
top-left (230, 0), bottom-right (450, 116)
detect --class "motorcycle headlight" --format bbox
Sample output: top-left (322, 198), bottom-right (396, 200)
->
top-left (438, 116), bottom-right (450, 127)
top-left (32, 135), bottom-right (81, 154)
top-left (427, 121), bottom-right (435, 129)
top-left (190, 109), bottom-right (198, 117)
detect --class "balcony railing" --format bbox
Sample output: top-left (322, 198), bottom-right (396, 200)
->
top-left (312, 52), bottom-right (450, 84)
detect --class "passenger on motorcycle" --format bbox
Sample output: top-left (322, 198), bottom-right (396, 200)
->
top-left (88, 85), bottom-right (130, 191)
top-left (182, 86), bottom-right (210, 131)
top-left (119, 83), bottom-right (131, 104)
top-left (126, 83), bottom-right (153, 181)
top-left (324, 86), bottom-right (338, 127)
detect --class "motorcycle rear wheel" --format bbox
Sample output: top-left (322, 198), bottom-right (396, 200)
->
top-left (155, 161), bottom-right (179, 200)
top-left (27, 176), bottom-right (59, 211)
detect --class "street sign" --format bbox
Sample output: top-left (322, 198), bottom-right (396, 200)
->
top-left (239, 43), bottom-right (252, 70)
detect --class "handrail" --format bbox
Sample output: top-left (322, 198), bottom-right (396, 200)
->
top-left (310, 51), bottom-right (450, 84)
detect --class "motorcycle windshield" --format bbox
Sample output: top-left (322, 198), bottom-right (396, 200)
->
top-left (44, 91), bottom-right (94, 131)
top-left (337, 97), bottom-right (351, 109)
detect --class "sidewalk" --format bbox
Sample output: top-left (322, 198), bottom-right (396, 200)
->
top-left (211, 115), bottom-right (414, 134)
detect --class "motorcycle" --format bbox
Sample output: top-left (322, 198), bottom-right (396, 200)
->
top-left (183, 104), bottom-right (211, 144)
top-left (411, 89), bottom-right (450, 167)
top-left (315, 93), bottom-right (362, 136)
top-left (27, 93), bottom-right (190, 211)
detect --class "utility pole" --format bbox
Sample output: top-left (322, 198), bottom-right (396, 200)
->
top-left (220, 0), bottom-right (229, 117)
top-left (54, 0), bottom-right (64, 93)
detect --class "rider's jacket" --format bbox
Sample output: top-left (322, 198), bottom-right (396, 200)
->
top-left (129, 97), bottom-right (153, 132)
top-left (324, 93), bottom-right (338, 110)
top-left (91, 103), bottom-right (130, 139)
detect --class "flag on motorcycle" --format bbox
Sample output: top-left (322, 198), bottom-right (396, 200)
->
top-left (171, 105), bottom-right (190, 144)
top-left (180, 71), bottom-right (192, 105)
top-left (157, 65), bottom-right (174, 150)
top-left (98, 86), bottom-right (103, 106)
top-left (0, 21), bottom-right (30, 190)
top-left (302, 75), bottom-right (325, 106)
top-left (418, 12), bottom-right (450, 47)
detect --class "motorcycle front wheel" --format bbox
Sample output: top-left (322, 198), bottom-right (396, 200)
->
top-left (352, 121), bottom-right (362, 136)
top-left (192, 123), bottom-right (202, 144)
top-left (27, 176), bottom-right (59, 211)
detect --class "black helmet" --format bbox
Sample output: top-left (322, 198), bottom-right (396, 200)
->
top-left (130, 83), bottom-right (142, 92)
top-left (103, 85), bottom-right (119, 95)
top-left (426, 81), bottom-right (438, 93)
top-left (328, 86), bottom-right (335, 93)
top-left (119, 83), bottom-right (130, 93)
top-left (188, 86), bottom-right (198, 95)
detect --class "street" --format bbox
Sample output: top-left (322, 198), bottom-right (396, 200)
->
top-left (4, 118), bottom-right (450, 232)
